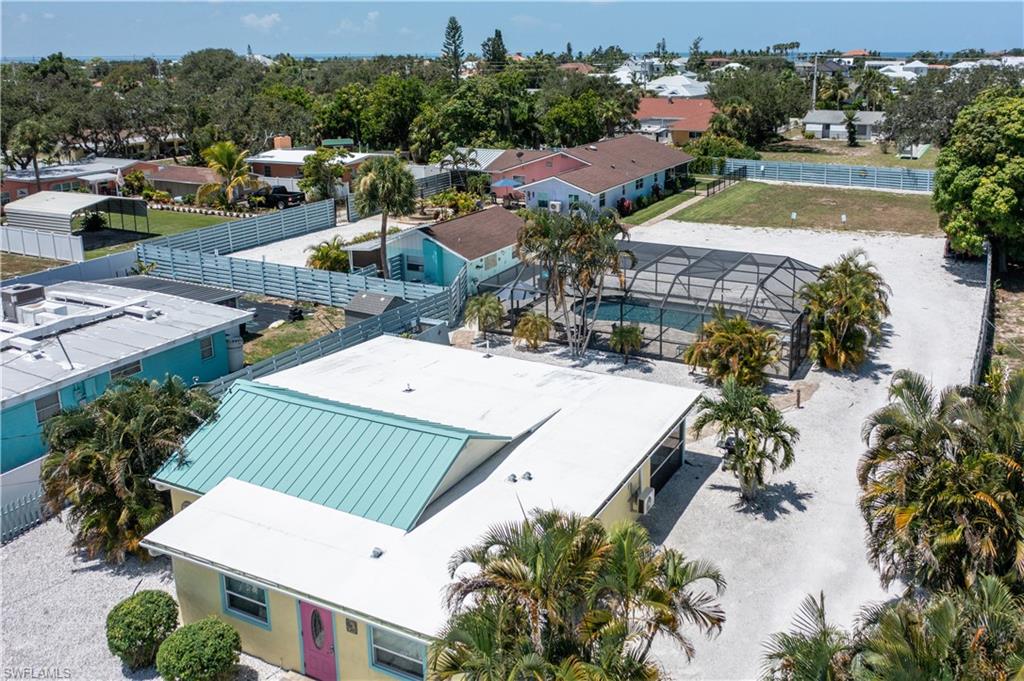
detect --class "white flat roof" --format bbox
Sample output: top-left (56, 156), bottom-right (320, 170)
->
top-left (144, 336), bottom-right (701, 637)
top-left (0, 281), bottom-right (252, 408)
top-left (3, 157), bottom-right (136, 183)
top-left (246, 149), bottom-right (381, 167)
top-left (1, 191), bottom-right (140, 218)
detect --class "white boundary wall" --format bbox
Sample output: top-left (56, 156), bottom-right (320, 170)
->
top-left (1, 225), bottom-right (85, 262)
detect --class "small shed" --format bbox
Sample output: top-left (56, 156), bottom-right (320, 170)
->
top-left (343, 292), bottom-right (408, 323)
top-left (2, 191), bottom-right (148, 233)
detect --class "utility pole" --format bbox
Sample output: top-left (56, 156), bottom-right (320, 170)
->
top-left (810, 54), bottom-right (819, 110)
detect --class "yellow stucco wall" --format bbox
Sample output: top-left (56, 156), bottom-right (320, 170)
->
top-left (170, 557), bottom-right (422, 680)
top-left (597, 456), bottom-right (652, 526)
top-left (171, 558), bottom-right (303, 673)
top-left (169, 489), bottom-right (200, 514)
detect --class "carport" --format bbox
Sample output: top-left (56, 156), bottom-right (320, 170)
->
top-left (3, 191), bottom-right (149, 234)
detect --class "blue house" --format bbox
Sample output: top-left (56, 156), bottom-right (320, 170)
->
top-left (0, 280), bottom-right (252, 491)
top-left (347, 208), bottom-right (524, 293)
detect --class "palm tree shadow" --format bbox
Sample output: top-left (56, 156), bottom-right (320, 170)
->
top-left (709, 480), bottom-right (814, 522)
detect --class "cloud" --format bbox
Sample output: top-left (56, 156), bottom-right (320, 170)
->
top-left (42, 12), bottom-right (55, 20)
top-left (240, 12), bottom-right (281, 32)
top-left (17, 12), bottom-right (29, 23)
top-left (511, 14), bottom-right (559, 30)
top-left (398, 26), bottom-right (414, 36)
top-left (333, 10), bottom-right (379, 34)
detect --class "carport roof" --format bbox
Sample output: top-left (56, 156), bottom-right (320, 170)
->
top-left (2, 191), bottom-right (144, 218)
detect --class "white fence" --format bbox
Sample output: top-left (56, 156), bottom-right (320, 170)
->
top-left (1, 225), bottom-right (85, 262)
top-left (0, 250), bottom-right (138, 287)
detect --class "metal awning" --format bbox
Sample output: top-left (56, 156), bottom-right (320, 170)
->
top-left (2, 191), bottom-right (148, 233)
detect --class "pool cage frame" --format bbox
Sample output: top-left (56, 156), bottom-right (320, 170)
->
top-left (478, 241), bottom-right (820, 378)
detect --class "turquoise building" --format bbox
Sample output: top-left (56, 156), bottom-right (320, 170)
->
top-left (0, 280), bottom-right (252, 482)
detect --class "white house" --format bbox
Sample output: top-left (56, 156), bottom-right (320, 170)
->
top-left (803, 110), bottom-right (886, 140)
top-left (646, 73), bottom-right (709, 98)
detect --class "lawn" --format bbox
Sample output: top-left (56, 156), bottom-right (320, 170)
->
top-left (623, 179), bottom-right (715, 225)
top-left (0, 253), bottom-right (64, 279)
top-left (81, 210), bottom-right (236, 259)
top-left (671, 181), bottom-right (941, 236)
top-left (758, 138), bottom-right (937, 169)
top-left (993, 265), bottom-right (1024, 376)
top-left (243, 303), bottom-right (345, 364)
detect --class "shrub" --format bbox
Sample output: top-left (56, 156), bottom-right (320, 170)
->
top-left (80, 211), bottom-right (107, 232)
top-left (142, 188), bottom-right (173, 204)
top-left (156, 617), bottom-right (240, 681)
top-left (802, 130), bottom-right (815, 140)
top-left (122, 170), bottom-right (150, 196)
top-left (106, 591), bottom-right (179, 670)
top-left (684, 133), bottom-right (760, 173)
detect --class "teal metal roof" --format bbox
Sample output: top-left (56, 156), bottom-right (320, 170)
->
top-left (154, 381), bottom-right (507, 530)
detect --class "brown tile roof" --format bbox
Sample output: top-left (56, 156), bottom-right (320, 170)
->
top-left (550, 135), bottom-right (694, 194)
top-left (635, 98), bottom-right (718, 132)
top-left (419, 207), bottom-right (524, 260)
top-left (842, 49), bottom-right (870, 57)
top-left (558, 62), bottom-right (595, 74)
top-left (486, 149), bottom-right (562, 172)
top-left (139, 163), bottom-right (219, 185)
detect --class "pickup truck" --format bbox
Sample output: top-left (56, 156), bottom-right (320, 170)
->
top-left (247, 185), bottom-right (306, 210)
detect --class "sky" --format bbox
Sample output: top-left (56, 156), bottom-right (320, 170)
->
top-left (2, 1), bottom-right (1021, 61)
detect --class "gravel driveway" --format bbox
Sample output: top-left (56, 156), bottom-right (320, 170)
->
top-left (0, 518), bottom-right (285, 681)
top-left (467, 221), bottom-right (986, 680)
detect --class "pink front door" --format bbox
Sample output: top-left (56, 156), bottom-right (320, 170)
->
top-left (300, 602), bottom-right (337, 681)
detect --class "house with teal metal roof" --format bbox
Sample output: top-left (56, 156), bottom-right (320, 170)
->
top-left (154, 381), bottom-right (509, 531)
top-left (143, 336), bottom-right (703, 681)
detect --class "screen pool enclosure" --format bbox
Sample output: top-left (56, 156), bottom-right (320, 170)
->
top-left (478, 241), bottom-right (820, 378)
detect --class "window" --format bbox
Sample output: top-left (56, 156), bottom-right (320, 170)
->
top-left (1, 192), bottom-right (10, 205)
top-left (200, 336), bottom-right (214, 360)
top-left (406, 262), bottom-right (423, 272)
top-left (52, 181), bottom-right (79, 192)
top-left (689, 131), bottom-right (702, 139)
top-left (17, 188), bottom-right (29, 198)
top-left (544, 160), bottom-right (553, 167)
top-left (370, 626), bottom-right (425, 679)
top-left (222, 575), bottom-right (270, 626)
top-left (110, 360), bottom-right (142, 381)
top-left (35, 393), bottom-right (61, 424)
top-left (263, 164), bottom-right (272, 176)
top-left (635, 178), bottom-right (644, 190)
top-left (512, 175), bottom-right (526, 185)
top-left (567, 194), bottom-right (580, 207)
top-left (483, 253), bottom-right (498, 270)
top-left (599, 193), bottom-right (606, 208)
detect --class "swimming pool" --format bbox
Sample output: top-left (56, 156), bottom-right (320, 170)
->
top-left (577, 297), bottom-right (705, 334)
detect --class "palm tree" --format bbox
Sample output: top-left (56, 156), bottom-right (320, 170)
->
top-left (354, 155), bottom-right (417, 278)
top-left (40, 377), bottom-right (217, 563)
top-left (854, 69), bottom-right (891, 111)
top-left (10, 118), bottom-right (57, 192)
top-left (692, 377), bottom-right (799, 501)
top-left (817, 73), bottom-right (852, 109)
top-left (196, 141), bottom-right (260, 206)
top-left (801, 249), bottom-right (891, 372)
top-left (610, 324), bottom-right (644, 364)
top-left (437, 509), bottom-right (725, 678)
top-left (854, 596), bottom-right (960, 681)
top-left (859, 368), bottom-right (1024, 591)
top-left (464, 293), bottom-right (504, 343)
top-left (762, 592), bottom-right (852, 681)
top-left (512, 311), bottom-right (552, 350)
top-left (305, 235), bottom-right (349, 272)
top-left (683, 306), bottom-right (781, 386)
top-left (440, 147), bottom-right (480, 190)
top-left (842, 109), bottom-right (859, 147)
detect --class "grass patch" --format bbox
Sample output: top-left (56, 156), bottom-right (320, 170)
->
top-left (82, 211), bottom-right (237, 259)
top-left (0, 253), bottom-right (65, 279)
top-left (243, 304), bottom-right (345, 364)
top-left (671, 181), bottom-right (941, 235)
top-left (993, 266), bottom-right (1024, 376)
top-left (759, 138), bottom-right (937, 169)
top-left (624, 192), bottom-right (694, 225)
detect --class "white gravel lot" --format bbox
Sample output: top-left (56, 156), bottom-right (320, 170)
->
top-left (472, 221), bottom-right (986, 680)
top-left (0, 518), bottom-right (285, 681)
top-left (230, 215), bottom-right (420, 267)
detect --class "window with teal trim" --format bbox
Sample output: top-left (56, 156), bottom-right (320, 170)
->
top-left (223, 575), bottom-right (269, 626)
top-left (370, 626), bottom-right (425, 679)
top-left (200, 336), bottom-right (215, 360)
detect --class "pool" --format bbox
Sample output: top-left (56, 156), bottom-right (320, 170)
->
top-left (577, 297), bottom-right (705, 334)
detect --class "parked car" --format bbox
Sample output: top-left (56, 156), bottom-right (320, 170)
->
top-left (247, 185), bottom-right (306, 210)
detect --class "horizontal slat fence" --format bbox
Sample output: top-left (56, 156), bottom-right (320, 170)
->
top-left (144, 200), bottom-right (336, 255)
top-left (135, 242), bottom-right (447, 306)
top-left (201, 294), bottom-right (447, 396)
top-left (718, 158), bottom-right (935, 193)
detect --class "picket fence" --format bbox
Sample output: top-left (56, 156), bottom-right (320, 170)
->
top-left (1, 225), bottom-right (86, 262)
top-left (718, 158), bottom-right (935, 193)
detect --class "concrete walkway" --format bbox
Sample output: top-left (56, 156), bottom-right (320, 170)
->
top-left (636, 192), bottom-right (707, 227)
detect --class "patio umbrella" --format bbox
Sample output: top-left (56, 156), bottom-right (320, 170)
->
top-left (491, 178), bottom-right (523, 188)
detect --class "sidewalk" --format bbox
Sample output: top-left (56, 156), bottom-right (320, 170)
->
top-left (636, 192), bottom-right (707, 227)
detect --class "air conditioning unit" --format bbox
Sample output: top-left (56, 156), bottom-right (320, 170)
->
top-left (1, 283), bottom-right (45, 322)
top-left (636, 486), bottom-right (656, 515)
top-left (547, 200), bottom-right (562, 213)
